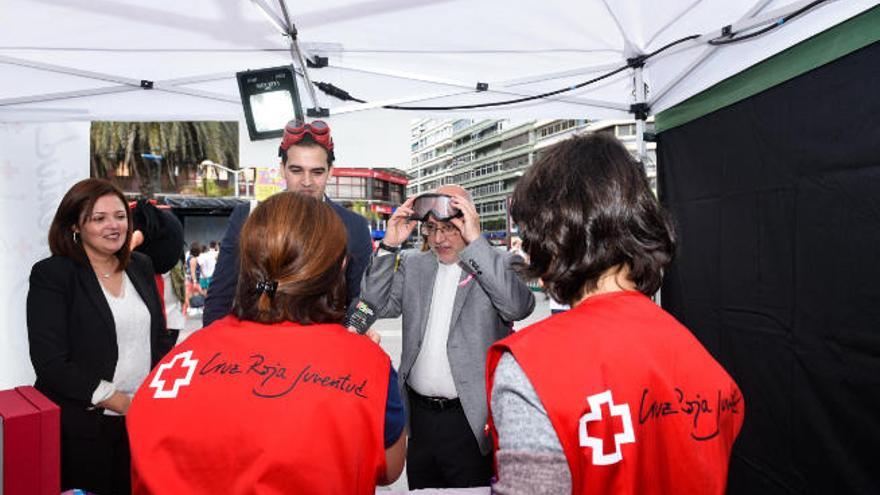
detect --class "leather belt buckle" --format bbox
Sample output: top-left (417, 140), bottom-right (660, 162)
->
top-left (408, 386), bottom-right (459, 411)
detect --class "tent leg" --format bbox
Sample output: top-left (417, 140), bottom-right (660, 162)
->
top-left (633, 66), bottom-right (648, 165)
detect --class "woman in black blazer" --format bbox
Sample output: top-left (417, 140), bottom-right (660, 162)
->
top-left (27, 178), bottom-right (173, 494)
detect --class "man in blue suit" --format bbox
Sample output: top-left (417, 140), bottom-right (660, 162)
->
top-left (203, 120), bottom-right (372, 327)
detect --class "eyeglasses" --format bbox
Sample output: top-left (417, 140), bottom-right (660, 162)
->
top-left (409, 193), bottom-right (462, 222)
top-left (279, 119), bottom-right (334, 154)
top-left (420, 222), bottom-right (460, 237)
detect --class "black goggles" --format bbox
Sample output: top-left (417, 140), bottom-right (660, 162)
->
top-left (409, 193), bottom-right (463, 221)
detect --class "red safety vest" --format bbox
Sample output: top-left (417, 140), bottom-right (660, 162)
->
top-left (128, 316), bottom-right (389, 495)
top-left (487, 291), bottom-right (744, 495)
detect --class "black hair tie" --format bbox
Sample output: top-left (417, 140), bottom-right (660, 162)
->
top-left (255, 279), bottom-right (279, 298)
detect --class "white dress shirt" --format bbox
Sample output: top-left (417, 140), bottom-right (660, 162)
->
top-left (408, 261), bottom-right (462, 399)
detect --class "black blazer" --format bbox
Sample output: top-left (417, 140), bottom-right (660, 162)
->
top-left (27, 252), bottom-right (171, 435)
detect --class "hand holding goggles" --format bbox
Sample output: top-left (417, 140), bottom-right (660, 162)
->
top-left (409, 193), bottom-right (463, 221)
top-left (278, 119), bottom-right (334, 156)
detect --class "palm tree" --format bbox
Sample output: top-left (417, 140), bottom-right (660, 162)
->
top-left (91, 121), bottom-right (239, 197)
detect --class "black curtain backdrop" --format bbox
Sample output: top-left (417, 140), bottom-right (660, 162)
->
top-left (658, 42), bottom-right (880, 494)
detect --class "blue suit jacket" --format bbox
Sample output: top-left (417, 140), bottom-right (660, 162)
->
top-left (203, 197), bottom-right (372, 327)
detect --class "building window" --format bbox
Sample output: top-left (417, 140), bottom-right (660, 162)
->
top-left (453, 119), bottom-right (473, 132)
top-left (451, 171), bottom-right (471, 184)
top-left (476, 199), bottom-right (506, 215)
top-left (617, 124), bottom-right (636, 137)
top-left (390, 183), bottom-right (404, 204)
top-left (537, 119), bottom-right (577, 138)
top-left (501, 132), bottom-right (529, 150)
top-left (502, 154), bottom-right (528, 171)
top-left (468, 181), bottom-right (505, 198)
top-left (372, 179), bottom-right (391, 201)
top-left (328, 176), bottom-right (366, 200)
top-left (474, 143), bottom-right (501, 159)
top-left (473, 162), bottom-right (501, 178)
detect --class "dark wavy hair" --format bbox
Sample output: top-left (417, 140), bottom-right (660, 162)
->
top-left (510, 133), bottom-right (675, 305)
top-left (47, 178), bottom-right (133, 270)
top-left (232, 192), bottom-right (348, 325)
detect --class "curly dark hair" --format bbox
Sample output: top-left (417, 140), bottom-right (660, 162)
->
top-left (233, 192), bottom-right (348, 325)
top-left (510, 132), bottom-right (675, 305)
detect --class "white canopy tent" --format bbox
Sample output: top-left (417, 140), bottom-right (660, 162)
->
top-left (0, 0), bottom-right (876, 387)
top-left (1, 0), bottom-right (875, 126)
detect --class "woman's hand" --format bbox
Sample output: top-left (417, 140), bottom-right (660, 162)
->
top-left (382, 197), bottom-right (418, 247)
top-left (347, 326), bottom-right (382, 345)
top-left (98, 391), bottom-right (132, 415)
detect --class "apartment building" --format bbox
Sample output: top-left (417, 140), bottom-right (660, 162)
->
top-left (326, 167), bottom-right (409, 239)
top-left (408, 118), bottom-right (657, 239)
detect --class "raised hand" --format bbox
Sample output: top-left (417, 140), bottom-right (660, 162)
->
top-left (383, 196), bottom-right (418, 247)
top-left (449, 196), bottom-right (481, 244)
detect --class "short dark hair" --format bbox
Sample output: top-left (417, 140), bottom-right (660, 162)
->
top-left (511, 133), bottom-right (675, 305)
top-left (189, 242), bottom-right (202, 258)
top-left (278, 134), bottom-right (335, 166)
top-left (233, 192), bottom-right (348, 325)
top-left (48, 178), bottom-right (133, 270)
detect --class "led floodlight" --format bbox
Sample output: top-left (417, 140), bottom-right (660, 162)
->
top-left (237, 65), bottom-right (304, 141)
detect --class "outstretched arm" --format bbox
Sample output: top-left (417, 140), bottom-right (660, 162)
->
top-left (203, 205), bottom-right (248, 326)
top-left (359, 197), bottom-right (416, 319)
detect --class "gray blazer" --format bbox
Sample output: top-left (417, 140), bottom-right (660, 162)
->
top-left (361, 236), bottom-right (535, 454)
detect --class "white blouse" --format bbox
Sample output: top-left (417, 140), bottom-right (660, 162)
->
top-left (92, 272), bottom-right (152, 415)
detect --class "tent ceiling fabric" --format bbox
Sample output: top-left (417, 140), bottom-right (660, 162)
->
top-left (1, 0), bottom-right (875, 121)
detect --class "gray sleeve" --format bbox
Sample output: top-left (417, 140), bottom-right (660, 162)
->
top-left (359, 249), bottom-right (405, 319)
top-left (491, 352), bottom-right (563, 453)
top-left (459, 236), bottom-right (535, 321)
top-left (491, 352), bottom-right (571, 494)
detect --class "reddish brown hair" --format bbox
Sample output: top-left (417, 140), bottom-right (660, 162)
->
top-left (48, 178), bottom-right (133, 270)
top-left (233, 192), bottom-right (348, 324)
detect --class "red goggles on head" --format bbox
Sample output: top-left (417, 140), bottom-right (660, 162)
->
top-left (278, 119), bottom-right (334, 155)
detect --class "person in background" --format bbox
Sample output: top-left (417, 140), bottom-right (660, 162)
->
top-left (130, 199), bottom-right (185, 348)
top-left (204, 119), bottom-right (372, 327)
top-left (27, 178), bottom-right (172, 494)
top-left (185, 242), bottom-right (206, 313)
top-left (128, 192), bottom-right (405, 494)
top-left (509, 236), bottom-right (526, 261)
top-left (197, 240), bottom-right (218, 291)
top-left (361, 185), bottom-right (534, 489)
top-left (486, 133), bottom-right (744, 494)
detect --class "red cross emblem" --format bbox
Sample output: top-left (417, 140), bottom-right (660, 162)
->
top-left (149, 350), bottom-right (198, 399)
top-left (578, 389), bottom-right (636, 465)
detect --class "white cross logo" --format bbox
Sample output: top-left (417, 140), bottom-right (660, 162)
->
top-left (149, 350), bottom-right (199, 399)
top-left (578, 389), bottom-right (636, 465)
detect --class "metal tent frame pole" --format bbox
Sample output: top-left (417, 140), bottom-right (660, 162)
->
top-left (633, 66), bottom-right (648, 164)
top-left (0, 55), bottom-right (239, 107)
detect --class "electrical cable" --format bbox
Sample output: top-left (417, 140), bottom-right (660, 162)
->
top-left (306, 1), bottom-right (825, 111)
top-left (709, 0), bottom-right (827, 45)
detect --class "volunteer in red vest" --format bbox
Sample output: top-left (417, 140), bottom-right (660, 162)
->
top-left (127, 192), bottom-right (406, 494)
top-left (486, 133), bottom-right (745, 494)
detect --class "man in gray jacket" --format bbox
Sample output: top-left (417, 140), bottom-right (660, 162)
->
top-left (360, 185), bottom-right (535, 489)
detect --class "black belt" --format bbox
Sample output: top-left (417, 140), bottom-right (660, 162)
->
top-left (407, 386), bottom-right (461, 411)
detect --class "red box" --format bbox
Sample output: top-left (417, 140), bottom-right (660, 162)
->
top-left (0, 386), bottom-right (60, 495)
